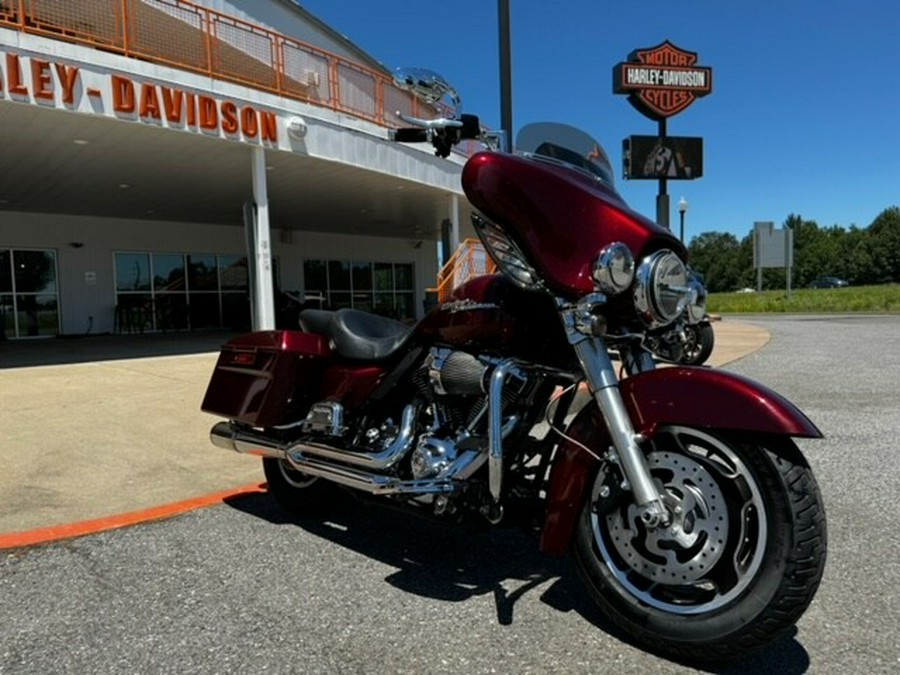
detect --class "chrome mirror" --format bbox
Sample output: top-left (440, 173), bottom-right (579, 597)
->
top-left (393, 67), bottom-right (461, 118)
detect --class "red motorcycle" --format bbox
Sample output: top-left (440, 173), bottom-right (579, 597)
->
top-left (201, 77), bottom-right (826, 663)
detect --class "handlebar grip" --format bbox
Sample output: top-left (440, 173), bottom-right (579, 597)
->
top-left (459, 114), bottom-right (481, 140)
top-left (390, 128), bottom-right (429, 143)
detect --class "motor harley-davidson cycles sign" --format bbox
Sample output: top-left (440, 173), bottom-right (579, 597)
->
top-left (613, 41), bottom-right (712, 120)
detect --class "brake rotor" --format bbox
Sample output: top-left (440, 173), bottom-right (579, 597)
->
top-left (606, 451), bottom-right (729, 584)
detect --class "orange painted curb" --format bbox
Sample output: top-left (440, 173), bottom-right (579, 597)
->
top-left (0, 483), bottom-right (268, 551)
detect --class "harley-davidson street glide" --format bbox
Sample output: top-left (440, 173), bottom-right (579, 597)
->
top-left (202, 71), bottom-right (826, 663)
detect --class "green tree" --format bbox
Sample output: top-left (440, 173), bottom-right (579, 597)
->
top-left (687, 232), bottom-right (743, 292)
top-left (842, 225), bottom-right (875, 284)
top-left (866, 207), bottom-right (900, 283)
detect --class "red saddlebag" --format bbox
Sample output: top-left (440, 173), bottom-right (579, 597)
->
top-left (201, 330), bottom-right (329, 427)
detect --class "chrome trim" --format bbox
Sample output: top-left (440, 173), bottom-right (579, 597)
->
top-left (297, 403), bottom-right (418, 470)
top-left (210, 422), bottom-right (283, 458)
top-left (488, 358), bottom-right (525, 502)
top-left (303, 401), bottom-right (345, 436)
top-left (211, 404), bottom-right (418, 471)
top-left (593, 242), bottom-right (635, 295)
top-left (633, 250), bottom-right (691, 328)
top-left (285, 453), bottom-right (458, 495)
top-left (572, 338), bottom-right (667, 527)
top-left (558, 299), bottom-right (667, 527)
top-left (210, 420), bottom-right (474, 497)
top-left (684, 270), bottom-right (708, 324)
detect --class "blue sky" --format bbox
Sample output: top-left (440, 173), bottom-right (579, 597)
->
top-left (298, 1), bottom-right (899, 243)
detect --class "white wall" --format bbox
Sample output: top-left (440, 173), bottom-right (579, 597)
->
top-left (0, 211), bottom-right (439, 336)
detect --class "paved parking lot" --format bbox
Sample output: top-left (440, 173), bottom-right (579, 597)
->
top-left (1, 316), bottom-right (898, 673)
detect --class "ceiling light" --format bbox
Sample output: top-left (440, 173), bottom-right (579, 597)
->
top-left (73, 139), bottom-right (89, 145)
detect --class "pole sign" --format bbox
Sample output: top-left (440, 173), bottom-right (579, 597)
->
top-left (613, 41), bottom-right (712, 120)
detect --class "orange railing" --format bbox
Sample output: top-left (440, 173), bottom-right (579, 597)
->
top-left (430, 238), bottom-right (497, 302)
top-left (0, 0), bottom-right (434, 127)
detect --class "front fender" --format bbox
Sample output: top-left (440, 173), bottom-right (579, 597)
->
top-left (538, 367), bottom-right (821, 556)
top-left (622, 366), bottom-right (821, 438)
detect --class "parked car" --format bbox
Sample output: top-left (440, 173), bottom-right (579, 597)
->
top-left (810, 276), bottom-right (849, 289)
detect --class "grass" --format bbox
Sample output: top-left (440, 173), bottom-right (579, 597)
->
top-left (707, 284), bottom-right (900, 314)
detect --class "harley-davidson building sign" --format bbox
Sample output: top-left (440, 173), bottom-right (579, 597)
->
top-left (613, 41), bottom-right (712, 119)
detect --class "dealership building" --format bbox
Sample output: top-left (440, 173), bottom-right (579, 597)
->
top-left (0, 0), bottom-right (473, 339)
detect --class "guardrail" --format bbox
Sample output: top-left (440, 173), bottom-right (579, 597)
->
top-left (429, 239), bottom-right (497, 302)
top-left (0, 0), bottom-right (432, 127)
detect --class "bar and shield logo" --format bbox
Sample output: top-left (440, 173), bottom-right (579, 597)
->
top-left (613, 41), bottom-right (712, 120)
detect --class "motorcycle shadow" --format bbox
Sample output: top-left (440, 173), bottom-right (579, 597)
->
top-left (225, 490), bottom-right (810, 674)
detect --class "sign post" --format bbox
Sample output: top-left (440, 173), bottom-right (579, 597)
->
top-left (753, 221), bottom-right (794, 298)
top-left (614, 41), bottom-right (712, 229)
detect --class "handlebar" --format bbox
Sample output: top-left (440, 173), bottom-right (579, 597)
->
top-left (390, 128), bottom-right (430, 143)
top-left (396, 113), bottom-right (464, 130)
top-left (389, 113), bottom-right (483, 158)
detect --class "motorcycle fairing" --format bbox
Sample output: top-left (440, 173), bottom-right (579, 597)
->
top-left (539, 366), bottom-right (822, 555)
top-left (462, 152), bottom-right (685, 299)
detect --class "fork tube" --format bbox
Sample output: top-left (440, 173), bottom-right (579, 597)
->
top-left (571, 337), bottom-right (667, 526)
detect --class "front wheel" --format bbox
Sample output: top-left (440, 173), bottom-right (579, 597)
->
top-left (679, 321), bottom-right (715, 365)
top-left (572, 426), bottom-right (826, 663)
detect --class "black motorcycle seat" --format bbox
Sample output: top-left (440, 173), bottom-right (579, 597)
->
top-left (299, 308), bottom-right (413, 361)
top-left (298, 308), bottom-right (334, 334)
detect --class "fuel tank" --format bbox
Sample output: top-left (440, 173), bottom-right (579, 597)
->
top-left (462, 152), bottom-right (685, 299)
top-left (414, 275), bottom-right (572, 366)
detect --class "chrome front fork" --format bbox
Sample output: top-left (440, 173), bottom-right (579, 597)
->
top-left (561, 297), bottom-right (669, 528)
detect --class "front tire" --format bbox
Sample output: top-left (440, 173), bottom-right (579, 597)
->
top-left (262, 457), bottom-right (331, 514)
top-left (572, 426), bottom-right (826, 663)
top-left (679, 321), bottom-right (715, 365)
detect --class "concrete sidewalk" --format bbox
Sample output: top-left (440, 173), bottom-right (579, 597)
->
top-left (0, 321), bottom-right (769, 535)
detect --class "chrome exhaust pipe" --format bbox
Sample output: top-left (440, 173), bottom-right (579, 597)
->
top-left (297, 404), bottom-right (419, 470)
top-left (209, 420), bottom-right (481, 496)
top-left (210, 404), bottom-right (418, 470)
top-left (210, 421), bottom-right (285, 459)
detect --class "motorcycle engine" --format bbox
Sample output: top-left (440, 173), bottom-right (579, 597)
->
top-left (407, 348), bottom-right (492, 479)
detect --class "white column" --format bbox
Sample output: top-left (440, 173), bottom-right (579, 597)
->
top-left (250, 146), bottom-right (275, 330)
top-left (449, 193), bottom-right (461, 252)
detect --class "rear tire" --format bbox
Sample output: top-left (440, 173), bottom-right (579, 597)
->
top-left (263, 457), bottom-right (331, 514)
top-left (572, 426), bottom-right (826, 663)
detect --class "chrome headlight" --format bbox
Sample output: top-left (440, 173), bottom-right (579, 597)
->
top-left (593, 242), bottom-right (635, 295)
top-left (634, 250), bottom-right (690, 327)
top-left (684, 270), bottom-right (708, 324)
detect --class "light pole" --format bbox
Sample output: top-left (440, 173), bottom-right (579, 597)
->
top-left (498, 0), bottom-right (512, 151)
top-left (678, 196), bottom-right (689, 243)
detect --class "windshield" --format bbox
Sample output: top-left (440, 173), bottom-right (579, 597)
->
top-left (515, 122), bottom-right (615, 188)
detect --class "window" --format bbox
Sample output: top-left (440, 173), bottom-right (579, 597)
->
top-left (304, 259), bottom-right (415, 320)
top-left (0, 248), bottom-right (60, 338)
top-left (114, 252), bottom-right (250, 332)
